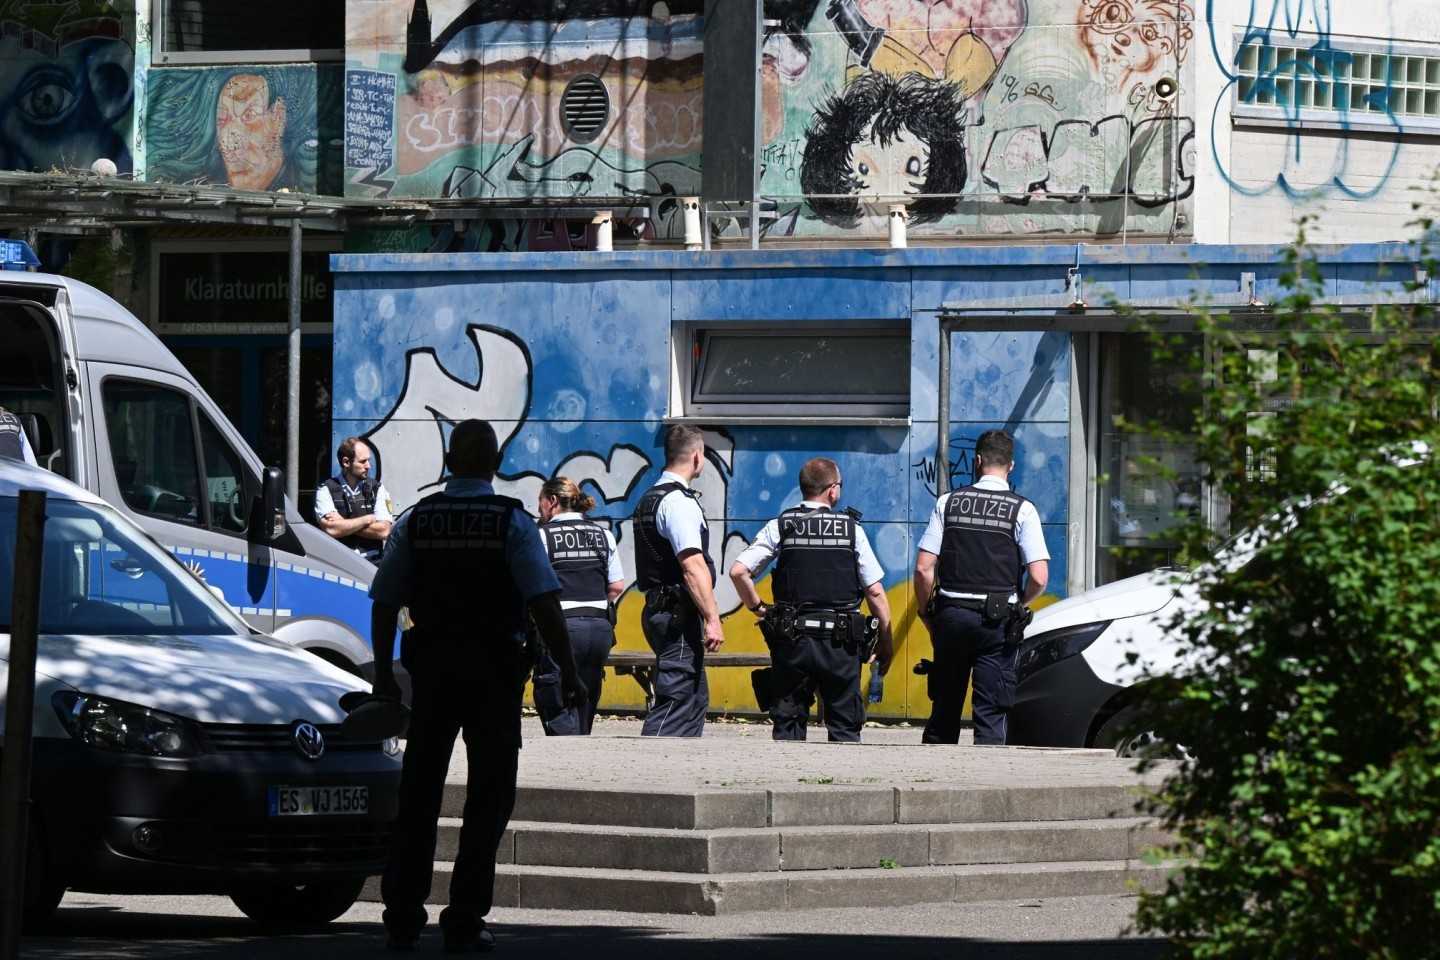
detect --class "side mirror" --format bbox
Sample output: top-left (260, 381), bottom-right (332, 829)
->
top-left (258, 466), bottom-right (287, 542)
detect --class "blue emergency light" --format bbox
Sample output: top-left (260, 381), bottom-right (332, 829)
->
top-left (1, 238), bottom-right (40, 271)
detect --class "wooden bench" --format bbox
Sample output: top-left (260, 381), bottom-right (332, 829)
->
top-left (606, 649), bottom-right (771, 707)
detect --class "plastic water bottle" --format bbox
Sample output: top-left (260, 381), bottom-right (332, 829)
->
top-left (867, 661), bottom-right (884, 703)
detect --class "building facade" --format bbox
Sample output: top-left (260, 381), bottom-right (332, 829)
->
top-left (5, 1), bottom-right (1439, 715)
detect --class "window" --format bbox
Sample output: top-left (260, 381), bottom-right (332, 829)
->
top-left (680, 323), bottom-right (910, 421)
top-left (1233, 34), bottom-right (1440, 132)
top-left (154, 0), bottom-right (344, 64)
top-left (102, 380), bottom-right (254, 536)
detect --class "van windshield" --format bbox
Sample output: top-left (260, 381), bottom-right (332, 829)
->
top-left (0, 495), bottom-right (249, 636)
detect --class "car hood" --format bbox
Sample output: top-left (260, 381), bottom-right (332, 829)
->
top-left (9, 631), bottom-right (367, 725)
top-left (1030, 567), bottom-right (1188, 633)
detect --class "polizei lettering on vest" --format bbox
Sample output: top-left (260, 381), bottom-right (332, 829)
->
top-left (782, 516), bottom-right (849, 537)
top-left (951, 492), bottom-right (1017, 520)
top-left (415, 506), bottom-right (505, 540)
top-left (552, 528), bottom-right (606, 550)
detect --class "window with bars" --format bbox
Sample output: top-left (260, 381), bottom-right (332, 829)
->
top-left (154, 0), bottom-right (344, 63)
top-left (1234, 39), bottom-right (1440, 120)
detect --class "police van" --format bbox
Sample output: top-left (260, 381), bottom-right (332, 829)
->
top-left (0, 240), bottom-right (378, 677)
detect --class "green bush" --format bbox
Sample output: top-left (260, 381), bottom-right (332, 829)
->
top-left (1129, 233), bottom-right (1440, 958)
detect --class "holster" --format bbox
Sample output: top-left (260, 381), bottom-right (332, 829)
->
top-left (1004, 604), bottom-right (1034, 650)
top-left (644, 585), bottom-right (693, 615)
top-left (757, 604), bottom-right (797, 649)
top-left (856, 614), bottom-right (881, 661)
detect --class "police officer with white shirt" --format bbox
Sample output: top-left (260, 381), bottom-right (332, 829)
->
top-left (316, 437), bottom-right (394, 562)
top-left (533, 475), bottom-right (625, 736)
top-left (913, 430), bottom-right (1049, 745)
top-left (731, 457), bottom-right (894, 742)
top-left (630, 424), bottom-right (728, 737)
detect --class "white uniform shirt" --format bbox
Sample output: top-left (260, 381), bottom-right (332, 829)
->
top-left (917, 475), bottom-right (1048, 599)
top-left (314, 477), bottom-right (395, 525)
top-left (652, 471), bottom-right (707, 555)
top-left (734, 500), bottom-right (885, 588)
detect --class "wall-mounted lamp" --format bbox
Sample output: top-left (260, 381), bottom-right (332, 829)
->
top-left (1153, 76), bottom-right (1178, 101)
top-left (888, 203), bottom-right (908, 249)
top-left (592, 210), bottom-right (613, 252)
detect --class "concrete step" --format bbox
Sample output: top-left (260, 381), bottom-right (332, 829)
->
top-left (460, 781), bottom-right (1146, 830)
top-left (364, 858), bottom-right (1171, 916)
top-left (478, 816), bottom-right (1167, 874)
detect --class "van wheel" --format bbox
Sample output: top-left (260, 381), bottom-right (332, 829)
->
top-left (1092, 704), bottom-right (1191, 760)
top-left (229, 877), bottom-right (366, 928)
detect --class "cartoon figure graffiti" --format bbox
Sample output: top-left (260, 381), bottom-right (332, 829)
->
top-left (800, 71), bottom-right (969, 225)
top-left (1077, 0), bottom-right (1193, 93)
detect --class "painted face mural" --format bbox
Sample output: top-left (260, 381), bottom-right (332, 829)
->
top-left (216, 74), bottom-right (288, 191)
top-left (0, 15), bottom-right (133, 175)
top-left (1078, 0), bottom-right (1193, 89)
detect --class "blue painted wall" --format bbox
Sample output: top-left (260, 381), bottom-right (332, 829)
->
top-left (328, 242), bottom-right (1427, 717)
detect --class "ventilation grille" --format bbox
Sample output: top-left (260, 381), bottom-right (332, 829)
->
top-left (561, 75), bottom-right (610, 143)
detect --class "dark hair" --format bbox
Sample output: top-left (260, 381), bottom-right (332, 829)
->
top-left (663, 424), bottom-right (705, 466)
top-left (976, 430), bottom-right (1015, 466)
top-left (800, 71), bottom-right (968, 227)
top-left (798, 456), bottom-right (840, 499)
top-left (542, 476), bottom-right (597, 514)
top-left (337, 437), bottom-right (364, 466)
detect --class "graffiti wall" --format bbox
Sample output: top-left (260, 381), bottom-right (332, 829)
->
top-left (329, 251), bottom-right (1072, 718)
top-left (145, 64), bottom-right (341, 194)
top-left (0, 0), bottom-right (135, 175)
top-left (345, 0), bottom-right (705, 226)
top-left (762, 0), bottom-right (1197, 238)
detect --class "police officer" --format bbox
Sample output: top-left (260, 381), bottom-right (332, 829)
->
top-left (369, 420), bottom-right (583, 953)
top-left (0, 406), bottom-right (38, 465)
top-left (730, 457), bottom-right (894, 742)
top-left (631, 424), bottom-right (728, 737)
top-left (914, 430), bottom-right (1049, 745)
top-left (316, 437), bottom-right (393, 561)
top-left (533, 475), bottom-right (625, 736)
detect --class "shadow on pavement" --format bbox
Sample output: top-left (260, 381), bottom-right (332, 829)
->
top-left (23, 907), bottom-right (1171, 960)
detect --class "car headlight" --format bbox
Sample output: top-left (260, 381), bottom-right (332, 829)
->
top-left (1016, 621), bottom-right (1112, 683)
top-left (53, 691), bottom-right (202, 758)
top-left (382, 736), bottom-right (403, 758)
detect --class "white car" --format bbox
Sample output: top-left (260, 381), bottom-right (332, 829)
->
top-left (0, 459), bottom-right (402, 929)
top-left (1008, 565), bottom-right (1194, 755)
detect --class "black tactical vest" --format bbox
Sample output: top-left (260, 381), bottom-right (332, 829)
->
top-left (632, 481), bottom-right (715, 590)
top-left (937, 484), bottom-right (1026, 595)
top-left (322, 476), bottom-right (379, 552)
top-left (406, 491), bottom-right (527, 645)
top-left (0, 409), bottom-right (26, 461)
top-left (772, 506), bottom-right (862, 607)
top-left (541, 518), bottom-right (610, 606)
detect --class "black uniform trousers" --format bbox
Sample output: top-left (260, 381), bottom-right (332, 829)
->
top-left (639, 598), bottom-right (708, 737)
top-left (533, 615), bottom-right (613, 736)
top-left (922, 604), bottom-right (1018, 745)
top-left (769, 631), bottom-right (864, 742)
top-left (381, 637), bottom-right (526, 945)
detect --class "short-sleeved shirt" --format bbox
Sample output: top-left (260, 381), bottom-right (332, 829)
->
top-left (916, 475), bottom-right (1049, 599)
top-left (734, 500), bottom-right (885, 588)
top-left (314, 477), bottom-right (395, 525)
top-left (652, 471), bottom-right (707, 555)
top-left (368, 477), bottom-right (559, 606)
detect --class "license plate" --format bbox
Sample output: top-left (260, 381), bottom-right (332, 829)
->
top-left (268, 785), bottom-right (369, 816)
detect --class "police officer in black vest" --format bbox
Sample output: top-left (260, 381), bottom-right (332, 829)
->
top-left (369, 420), bottom-right (584, 953)
top-left (631, 424), bottom-right (728, 737)
top-left (731, 457), bottom-right (894, 742)
top-left (316, 437), bottom-right (394, 561)
top-left (914, 430), bottom-right (1049, 745)
top-left (533, 474), bottom-right (626, 736)
top-left (0, 407), bottom-right (37, 464)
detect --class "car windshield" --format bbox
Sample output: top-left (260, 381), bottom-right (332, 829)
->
top-left (0, 495), bottom-right (249, 636)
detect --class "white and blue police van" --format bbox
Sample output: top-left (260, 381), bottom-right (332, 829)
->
top-left (0, 239), bottom-right (378, 678)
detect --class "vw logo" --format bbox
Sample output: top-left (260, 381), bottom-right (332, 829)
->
top-left (291, 720), bottom-right (326, 761)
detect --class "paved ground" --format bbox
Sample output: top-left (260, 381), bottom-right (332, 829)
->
top-left (23, 892), bottom-right (1170, 959)
top-left (16, 716), bottom-right (1176, 959)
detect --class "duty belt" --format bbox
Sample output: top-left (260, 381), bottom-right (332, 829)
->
top-left (796, 613), bottom-right (844, 633)
top-left (563, 606), bottom-right (609, 619)
top-left (644, 585), bottom-right (693, 610)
